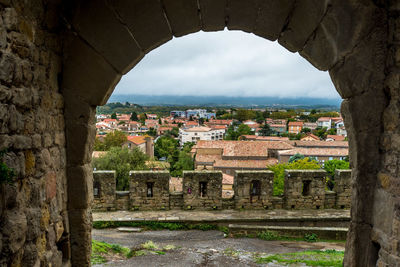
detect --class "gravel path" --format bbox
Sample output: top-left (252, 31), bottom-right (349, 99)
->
top-left (92, 229), bottom-right (345, 266)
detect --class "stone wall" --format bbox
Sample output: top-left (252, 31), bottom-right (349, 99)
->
top-left (182, 171), bottom-right (222, 210)
top-left (92, 171), bottom-right (116, 211)
top-left (129, 171), bottom-right (170, 210)
top-left (0, 1), bottom-right (68, 266)
top-left (91, 170), bottom-right (352, 212)
top-left (333, 170), bottom-right (352, 209)
top-left (234, 171), bottom-right (274, 209)
top-left (284, 170), bottom-right (326, 209)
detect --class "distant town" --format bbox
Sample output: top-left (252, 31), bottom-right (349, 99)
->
top-left (94, 102), bottom-right (348, 191)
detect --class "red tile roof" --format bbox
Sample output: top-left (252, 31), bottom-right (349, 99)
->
top-left (127, 136), bottom-right (147, 145)
top-left (278, 148), bottom-right (348, 157)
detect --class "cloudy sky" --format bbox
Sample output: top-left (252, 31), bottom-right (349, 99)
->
top-left (114, 29), bottom-right (340, 100)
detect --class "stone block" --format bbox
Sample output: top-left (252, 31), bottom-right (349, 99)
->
top-left (199, 0), bottom-right (226, 31)
top-left (92, 171), bottom-right (116, 211)
top-left (62, 35), bottom-right (121, 106)
top-left (71, 0), bottom-right (143, 74)
top-left (300, 1), bottom-right (384, 71)
top-left (253, 0), bottom-right (294, 41)
top-left (226, 0), bottom-right (258, 32)
top-left (68, 208), bottom-right (92, 267)
top-left (278, 0), bottom-right (329, 52)
top-left (67, 164), bottom-right (93, 209)
top-left (65, 121), bottom-right (96, 166)
top-left (112, 0), bottom-right (172, 53)
top-left (163, 0), bottom-right (201, 37)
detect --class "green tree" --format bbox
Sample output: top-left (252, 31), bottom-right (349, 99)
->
top-left (288, 153), bottom-right (305, 163)
top-left (130, 111), bottom-right (138, 121)
top-left (258, 124), bottom-right (273, 136)
top-left (154, 136), bottom-right (179, 160)
top-left (301, 127), bottom-right (311, 133)
top-left (94, 131), bottom-right (127, 151)
top-left (323, 159), bottom-right (350, 190)
top-left (268, 158), bottom-right (321, 196)
top-left (146, 127), bottom-right (157, 137)
top-left (92, 147), bottom-right (148, 190)
top-left (111, 112), bottom-right (117, 119)
top-left (170, 151), bottom-right (194, 177)
top-left (237, 124), bottom-right (253, 136)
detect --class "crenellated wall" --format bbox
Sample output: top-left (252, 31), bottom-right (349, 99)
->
top-left (182, 171), bottom-right (223, 210)
top-left (234, 171), bottom-right (274, 209)
top-left (129, 171), bottom-right (170, 210)
top-left (92, 169), bottom-right (351, 212)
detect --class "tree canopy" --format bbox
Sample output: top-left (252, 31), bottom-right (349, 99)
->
top-left (92, 147), bottom-right (148, 190)
top-left (94, 131), bottom-right (127, 151)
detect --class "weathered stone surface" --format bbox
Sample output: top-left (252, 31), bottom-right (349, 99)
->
top-left (253, 0), bottom-right (294, 41)
top-left (226, 0), bottom-right (258, 33)
top-left (234, 171), bottom-right (274, 209)
top-left (163, 0), bottom-right (201, 37)
top-left (300, 1), bottom-right (385, 71)
top-left (199, 0), bottom-right (226, 31)
top-left (93, 171), bottom-right (116, 211)
top-left (278, 0), bottom-right (329, 52)
top-left (67, 164), bottom-right (93, 209)
top-left (62, 35), bottom-right (121, 106)
top-left (112, 0), bottom-right (172, 53)
top-left (68, 209), bottom-right (92, 266)
top-left (129, 171), bottom-right (170, 210)
top-left (71, 0), bottom-right (143, 74)
top-left (183, 171), bottom-right (222, 210)
top-left (3, 210), bottom-right (27, 253)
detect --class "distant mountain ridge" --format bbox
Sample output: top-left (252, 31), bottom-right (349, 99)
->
top-left (108, 94), bottom-right (341, 108)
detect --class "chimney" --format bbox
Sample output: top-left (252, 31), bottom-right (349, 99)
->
top-left (144, 136), bottom-right (154, 158)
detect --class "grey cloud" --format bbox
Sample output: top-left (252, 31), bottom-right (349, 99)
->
top-left (114, 30), bottom-right (340, 100)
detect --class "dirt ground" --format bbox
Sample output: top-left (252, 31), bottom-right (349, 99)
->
top-left (92, 229), bottom-right (345, 266)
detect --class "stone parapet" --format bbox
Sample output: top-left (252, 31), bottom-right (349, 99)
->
top-left (183, 171), bottom-right (222, 210)
top-left (129, 171), bottom-right (170, 210)
top-left (284, 170), bottom-right (327, 209)
top-left (92, 171), bottom-right (116, 211)
top-left (234, 171), bottom-right (274, 209)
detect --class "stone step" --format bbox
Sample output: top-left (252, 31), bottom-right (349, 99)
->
top-left (228, 224), bottom-right (348, 240)
top-left (117, 227), bottom-right (143, 232)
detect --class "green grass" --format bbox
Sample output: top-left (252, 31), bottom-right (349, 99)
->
top-left (235, 230), bottom-right (345, 243)
top-left (92, 239), bottom-right (178, 264)
top-left (93, 221), bottom-right (229, 234)
top-left (255, 249), bottom-right (344, 266)
top-left (91, 240), bottom-right (131, 265)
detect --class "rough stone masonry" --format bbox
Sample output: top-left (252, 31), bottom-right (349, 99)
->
top-left (0, 0), bottom-right (399, 266)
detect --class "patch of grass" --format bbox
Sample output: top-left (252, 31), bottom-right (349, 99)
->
top-left (238, 231), bottom-right (344, 243)
top-left (224, 247), bottom-right (240, 258)
top-left (255, 249), bottom-right (344, 267)
top-left (142, 240), bottom-right (159, 250)
top-left (304, 233), bottom-right (318, 242)
top-left (163, 244), bottom-right (176, 250)
top-left (91, 240), bottom-right (131, 265)
top-left (93, 221), bottom-right (228, 234)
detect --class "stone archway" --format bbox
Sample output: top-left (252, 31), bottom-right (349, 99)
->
top-left (0, 0), bottom-right (395, 266)
top-left (60, 1), bottom-right (398, 266)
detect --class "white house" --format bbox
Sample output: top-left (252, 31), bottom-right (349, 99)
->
top-left (179, 126), bottom-right (225, 145)
top-left (317, 117), bottom-right (332, 129)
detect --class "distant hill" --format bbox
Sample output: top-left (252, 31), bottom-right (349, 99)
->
top-left (108, 94), bottom-right (341, 109)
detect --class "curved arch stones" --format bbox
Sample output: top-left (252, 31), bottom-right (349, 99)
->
top-left (0, 0), bottom-right (397, 266)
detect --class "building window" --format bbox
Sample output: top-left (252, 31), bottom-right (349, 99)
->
top-left (93, 181), bottom-right (101, 198)
top-left (199, 182), bottom-right (207, 197)
top-left (302, 180), bottom-right (311, 196)
top-left (250, 180), bottom-right (261, 196)
top-left (146, 182), bottom-right (154, 197)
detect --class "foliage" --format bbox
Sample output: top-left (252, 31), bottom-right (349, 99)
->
top-left (323, 159), bottom-right (350, 190)
top-left (154, 136), bottom-right (179, 160)
top-left (255, 249), bottom-right (344, 267)
top-left (130, 111), bottom-right (138, 121)
top-left (258, 124), bottom-right (274, 136)
top-left (94, 131), bottom-right (127, 151)
top-left (92, 221), bottom-right (227, 233)
top-left (170, 151), bottom-right (194, 177)
top-left (111, 112), bottom-right (117, 119)
top-left (304, 233), bottom-right (319, 242)
top-left (235, 109), bottom-right (256, 122)
top-left (257, 230), bottom-right (281, 241)
top-left (0, 150), bottom-right (15, 185)
top-left (269, 110), bottom-right (296, 120)
top-left (268, 158), bottom-right (321, 196)
top-left (146, 127), bottom-right (157, 137)
top-left (288, 153), bottom-right (305, 163)
top-left (91, 240), bottom-right (131, 265)
top-left (313, 127), bottom-right (328, 140)
top-left (92, 147), bottom-right (148, 190)
top-left (301, 127), bottom-right (311, 133)
top-left (225, 124), bottom-right (253, 140)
